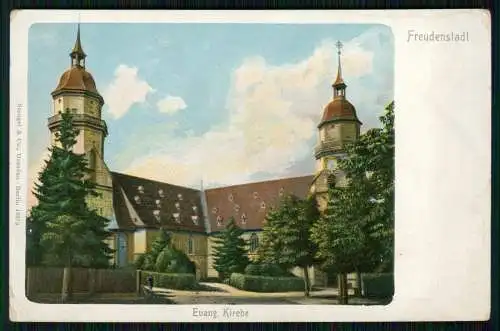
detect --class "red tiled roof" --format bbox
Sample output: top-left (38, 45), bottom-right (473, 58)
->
top-left (110, 172), bottom-right (205, 233)
top-left (204, 175), bottom-right (314, 233)
top-left (319, 97), bottom-right (361, 128)
top-left (52, 66), bottom-right (101, 96)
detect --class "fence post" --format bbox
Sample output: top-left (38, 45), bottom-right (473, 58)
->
top-left (136, 270), bottom-right (142, 295)
top-left (88, 268), bottom-right (96, 295)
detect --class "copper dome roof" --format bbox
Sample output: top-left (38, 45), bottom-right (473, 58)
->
top-left (318, 97), bottom-right (361, 128)
top-left (52, 66), bottom-right (100, 96)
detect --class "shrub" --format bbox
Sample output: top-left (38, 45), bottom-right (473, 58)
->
top-left (244, 263), bottom-right (262, 275)
top-left (151, 246), bottom-right (196, 274)
top-left (141, 271), bottom-right (196, 290)
top-left (244, 263), bottom-right (294, 277)
top-left (229, 273), bottom-right (304, 292)
top-left (361, 273), bottom-right (394, 298)
top-left (134, 254), bottom-right (146, 270)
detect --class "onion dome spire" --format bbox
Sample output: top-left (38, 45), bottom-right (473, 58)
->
top-left (70, 23), bottom-right (86, 68)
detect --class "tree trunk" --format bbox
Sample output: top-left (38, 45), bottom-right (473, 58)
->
top-left (354, 270), bottom-right (362, 297)
top-left (303, 266), bottom-right (311, 297)
top-left (61, 266), bottom-right (72, 303)
top-left (337, 273), bottom-right (348, 304)
top-left (342, 273), bottom-right (349, 304)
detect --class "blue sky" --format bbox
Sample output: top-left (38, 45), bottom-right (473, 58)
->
top-left (27, 23), bottom-right (393, 206)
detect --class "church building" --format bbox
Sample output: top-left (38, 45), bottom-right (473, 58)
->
top-left (46, 27), bottom-right (362, 283)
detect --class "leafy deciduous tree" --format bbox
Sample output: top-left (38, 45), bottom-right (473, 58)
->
top-left (258, 194), bottom-right (320, 297)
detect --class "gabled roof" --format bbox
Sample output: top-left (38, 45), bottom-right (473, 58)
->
top-left (204, 175), bottom-right (314, 233)
top-left (110, 172), bottom-right (205, 233)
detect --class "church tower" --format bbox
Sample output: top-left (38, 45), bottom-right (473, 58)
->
top-left (310, 41), bottom-right (362, 211)
top-left (47, 24), bottom-right (114, 218)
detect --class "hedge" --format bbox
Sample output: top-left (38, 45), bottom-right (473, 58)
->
top-left (244, 263), bottom-right (295, 277)
top-left (361, 273), bottom-right (394, 298)
top-left (141, 271), bottom-right (196, 290)
top-left (229, 273), bottom-right (304, 292)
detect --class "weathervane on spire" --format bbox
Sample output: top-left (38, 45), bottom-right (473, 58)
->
top-left (332, 40), bottom-right (346, 96)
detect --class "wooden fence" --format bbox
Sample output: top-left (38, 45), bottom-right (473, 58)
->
top-left (26, 267), bottom-right (137, 295)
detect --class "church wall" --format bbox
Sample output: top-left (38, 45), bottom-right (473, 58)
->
top-left (83, 128), bottom-right (103, 158)
top-left (340, 123), bottom-right (358, 144)
top-left (86, 186), bottom-right (113, 216)
top-left (134, 229), bottom-right (147, 256)
top-left (325, 123), bottom-right (340, 141)
top-left (83, 97), bottom-right (102, 118)
top-left (207, 236), bottom-right (218, 278)
top-left (126, 231), bottom-right (135, 264)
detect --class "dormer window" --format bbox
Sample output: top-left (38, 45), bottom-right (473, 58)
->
top-left (153, 210), bottom-right (161, 222)
top-left (134, 196), bottom-right (141, 204)
top-left (212, 207), bottom-right (219, 214)
top-left (260, 201), bottom-right (266, 209)
top-left (253, 192), bottom-right (259, 199)
top-left (138, 185), bottom-right (144, 194)
top-left (177, 193), bottom-right (183, 200)
top-left (172, 212), bottom-right (180, 223)
top-left (241, 213), bottom-right (247, 224)
top-left (279, 187), bottom-right (285, 196)
top-left (191, 215), bottom-right (199, 225)
top-left (158, 189), bottom-right (165, 198)
top-left (234, 204), bottom-right (240, 212)
top-left (228, 194), bottom-right (234, 202)
top-left (216, 215), bottom-right (223, 226)
top-left (175, 202), bottom-right (180, 210)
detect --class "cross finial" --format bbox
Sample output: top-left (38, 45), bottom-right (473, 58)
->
top-left (335, 40), bottom-right (343, 56)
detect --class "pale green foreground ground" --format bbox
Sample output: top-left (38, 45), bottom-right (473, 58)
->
top-left (30, 282), bottom-right (390, 305)
top-left (149, 282), bottom-right (389, 305)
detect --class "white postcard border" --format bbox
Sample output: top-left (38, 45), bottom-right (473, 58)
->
top-left (9, 9), bottom-right (491, 322)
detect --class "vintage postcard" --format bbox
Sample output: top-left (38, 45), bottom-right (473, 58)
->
top-left (10, 10), bottom-right (491, 322)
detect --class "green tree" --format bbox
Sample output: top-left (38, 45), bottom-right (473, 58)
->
top-left (31, 109), bottom-right (113, 302)
top-left (143, 230), bottom-right (171, 270)
top-left (340, 101), bottom-right (395, 272)
top-left (258, 194), bottom-right (320, 296)
top-left (311, 184), bottom-right (368, 304)
top-left (212, 217), bottom-right (249, 280)
top-left (310, 101), bottom-right (395, 304)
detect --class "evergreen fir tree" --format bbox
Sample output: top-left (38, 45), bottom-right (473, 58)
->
top-left (212, 217), bottom-right (249, 280)
top-left (31, 109), bottom-right (113, 302)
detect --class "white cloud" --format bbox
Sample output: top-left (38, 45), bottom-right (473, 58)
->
top-left (123, 27), bottom-right (392, 188)
top-left (103, 65), bottom-right (155, 119)
top-left (157, 95), bottom-right (187, 115)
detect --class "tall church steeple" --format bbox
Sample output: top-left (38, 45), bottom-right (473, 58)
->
top-left (310, 40), bottom-right (362, 211)
top-left (48, 23), bottom-right (113, 220)
top-left (70, 24), bottom-right (87, 68)
top-left (332, 41), bottom-right (346, 98)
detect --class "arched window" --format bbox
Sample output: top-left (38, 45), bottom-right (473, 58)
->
top-left (188, 235), bottom-right (194, 255)
top-left (250, 233), bottom-right (259, 253)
